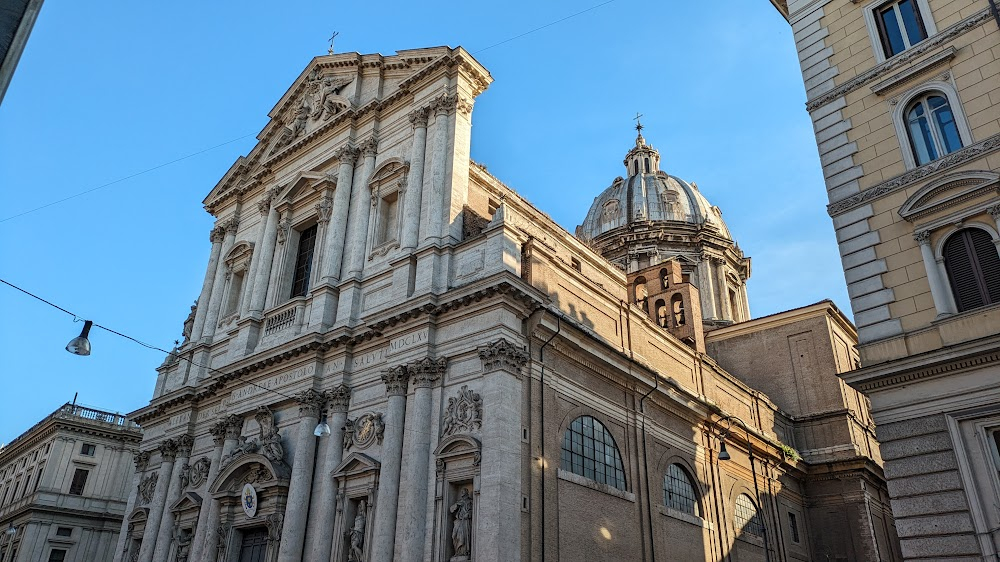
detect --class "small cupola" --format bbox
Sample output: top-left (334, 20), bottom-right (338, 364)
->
top-left (623, 118), bottom-right (661, 177)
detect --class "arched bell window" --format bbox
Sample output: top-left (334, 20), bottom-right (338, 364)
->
top-left (906, 93), bottom-right (963, 165)
top-left (943, 228), bottom-right (1000, 312)
top-left (671, 294), bottom-right (686, 326)
top-left (660, 268), bottom-right (669, 289)
top-left (634, 277), bottom-right (649, 313)
top-left (655, 299), bottom-right (668, 328)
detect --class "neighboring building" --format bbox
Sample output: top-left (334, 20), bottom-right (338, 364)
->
top-left (121, 45), bottom-right (898, 562)
top-left (0, 402), bottom-right (142, 562)
top-left (771, 0), bottom-right (1000, 559)
top-left (0, 0), bottom-right (44, 105)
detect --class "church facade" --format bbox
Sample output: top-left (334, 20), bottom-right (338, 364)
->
top-left (119, 46), bottom-right (899, 562)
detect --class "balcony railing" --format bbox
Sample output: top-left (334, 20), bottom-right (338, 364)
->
top-left (1, 403), bottom-right (140, 455)
top-left (263, 297), bottom-right (306, 337)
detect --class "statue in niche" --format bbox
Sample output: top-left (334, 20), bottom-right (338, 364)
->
top-left (450, 488), bottom-right (473, 560)
top-left (173, 527), bottom-right (193, 562)
top-left (346, 500), bottom-right (367, 562)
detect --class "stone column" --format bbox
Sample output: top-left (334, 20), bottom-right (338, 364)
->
top-left (305, 384), bottom-right (351, 562)
top-left (423, 98), bottom-right (450, 245)
top-left (276, 390), bottom-right (326, 562)
top-left (240, 191), bottom-right (276, 317)
top-left (344, 138), bottom-right (379, 279)
top-left (188, 421), bottom-right (228, 561)
top-left (369, 366), bottom-right (410, 562)
top-left (151, 435), bottom-right (192, 562)
top-left (249, 201), bottom-right (280, 316)
top-left (697, 252), bottom-right (717, 320)
top-left (201, 416), bottom-right (243, 562)
top-left (322, 146), bottom-right (359, 285)
top-left (137, 439), bottom-right (178, 562)
top-left (713, 257), bottom-right (733, 321)
top-left (201, 218), bottom-right (239, 341)
top-left (476, 339), bottom-right (529, 562)
top-left (400, 108), bottom-right (429, 252)
top-left (915, 230), bottom-right (956, 318)
top-left (112, 451), bottom-right (150, 562)
top-left (310, 195), bottom-right (334, 287)
top-left (191, 227), bottom-right (225, 342)
top-left (399, 358), bottom-right (445, 562)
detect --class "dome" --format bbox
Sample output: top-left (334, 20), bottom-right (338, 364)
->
top-left (576, 130), bottom-right (731, 242)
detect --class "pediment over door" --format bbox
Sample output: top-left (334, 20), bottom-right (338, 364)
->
top-left (210, 453), bottom-right (290, 497)
top-left (332, 452), bottom-right (381, 479)
top-left (899, 171), bottom-right (1000, 221)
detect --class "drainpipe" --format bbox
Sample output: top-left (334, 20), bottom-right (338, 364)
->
top-left (537, 310), bottom-right (561, 562)
top-left (636, 303), bottom-right (659, 561)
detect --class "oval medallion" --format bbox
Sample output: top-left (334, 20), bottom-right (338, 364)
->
top-left (242, 483), bottom-right (258, 518)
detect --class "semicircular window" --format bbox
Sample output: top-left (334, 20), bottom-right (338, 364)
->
top-left (664, 463), bottom-right (698, 515)
top-left (560, 415), bottom-right (626, 490)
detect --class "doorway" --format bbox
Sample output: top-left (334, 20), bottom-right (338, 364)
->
top-left (237, 528), bottom-right (269, 562)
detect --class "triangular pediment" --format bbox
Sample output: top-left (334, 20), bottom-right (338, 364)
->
top-left (169, 491), bottom-right (203, 513)
top-left (333, 452), bottom-right (380, 478)
top-left (899, 171), bottom-right (1000, 221)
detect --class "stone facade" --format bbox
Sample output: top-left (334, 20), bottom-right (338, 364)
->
top-left (0, 402), bottom-right (143, 561)
top-left (121, 46), bottom-right (900, 562)
top-left (772, 0), bottom-right (1000, 558)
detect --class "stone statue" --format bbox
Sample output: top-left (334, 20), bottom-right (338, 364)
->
top-left (346, 500), bottom-right (367, 562)
top-left (450, 488), bottom-right (473, 560)
top-left (181, 301), bottom-right (197, 342)
top-left (172, 527), bottom-right (193, 562)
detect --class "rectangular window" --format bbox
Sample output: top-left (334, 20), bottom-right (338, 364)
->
top-left (48, 549), bottom-right (67, 562)
top-left (224, 270), bottom-right (245, 316)
top-left (55, 527), bottom-right (73, 537)
top-left (34, 463), bottom-right (44, 491)
top-left (80, 443), bottom-right (96, 456)
top-left (375, 192), bottom-right (399, 246)
top-left (875, 0), bottom-right (927, 57)
top-left (68, 468), bottom-right (89, 495)
top-left (289, 224), bottom-right (318, 298)
top-left (788, 511), bottom-right (800, 543)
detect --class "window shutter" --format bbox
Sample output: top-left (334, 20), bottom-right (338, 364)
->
top-left (944, 231), bottom-right (984, 311)
top-left (969, 228), bottom-right (1000, 304)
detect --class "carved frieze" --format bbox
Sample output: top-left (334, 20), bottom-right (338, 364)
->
top-left (343, 413), bottom-right (385, 451)
top-left (138, 472), bottom-right (158, 505)
top-left (442, 385), bottom-right (483, 437)
top-left (477, 338), bottom-right (529, 375)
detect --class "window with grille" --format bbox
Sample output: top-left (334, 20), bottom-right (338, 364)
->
top-left (68, 468), bottom-right (89, 496)
top-left (788, 512), bottom-right (800, 543)
top-left (289, 224), bottom-right (318, 298)
top-left (906, 93), bottom-right (963, 165)
top-left (874, 0), bottom-right (927, 57)
top-left (734, 494), bottom-right (765, 539)
top-left (560, 415), bottom-right (627, 491)
top-left (664, 464), bottom-right (698, 515)
top-left (944, 228), bottom-right (1000, 312)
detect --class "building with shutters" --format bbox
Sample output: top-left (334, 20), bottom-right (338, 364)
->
top-left (769, 0), bottom-right (1000, 558)
top-left (118, 45), bottom-right (901, 562)
top-left (0, 402), bottom-right (142, 562)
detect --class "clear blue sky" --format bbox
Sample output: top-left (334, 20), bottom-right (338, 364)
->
top-left (0, 0), bottom-right (846, 444)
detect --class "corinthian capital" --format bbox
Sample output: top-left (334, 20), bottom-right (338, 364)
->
top-left (209, 420), bottom-right (228, 446)
top-left (381, 365), bottom-right (410, 396)
top-left (408, 107), bottom-right (430, 128)
top-left (334, 144), bottom-right (361, 166)
top-left (159, 438), bottom-right (179, 462)
top-left (176, 434), bottom-right (194, 458)
top-left (223, 414), bottom-right (244, 440)
top-left (133, 450), bottom-right (151, 473)
top-left (326, 384), bottom-right (352, 413)
top-left (988, 204), bottom-right (1000, 220)
top-left (295, 388), bottom-right (327, 418)
top-left (478, 338), bottom-right (528, 375)
top-left (409, 357), bottom-right (447, 388)
top-left (210, 226), bottom-right (226, 244)
top-left (223, 215), bottom-right (240, 235)
top-left (913, 230), bottom-right (931, 245)
top-left (361, 136), bottom-right (379, 159)
top-left (316, 197), bottom-right (333, 224)
top-left (432, 93), bottom-right (458, 116)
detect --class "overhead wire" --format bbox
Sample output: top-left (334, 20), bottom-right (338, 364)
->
top-left (0, 278), bottom-right (297, 401)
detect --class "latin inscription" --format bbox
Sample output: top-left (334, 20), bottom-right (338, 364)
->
top-left (169, 411), bottom-right (192, 427)
top-left (387, 328), bottom-right (428, 356)
top-left (230, 364), bottom-right (316, 402)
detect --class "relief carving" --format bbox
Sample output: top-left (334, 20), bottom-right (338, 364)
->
top-left (344, 413), bottom-right (385, 451)
top-left (138, 472), bottom-right (158, 505)
top-left (442, 385), bottom-right (483, 437)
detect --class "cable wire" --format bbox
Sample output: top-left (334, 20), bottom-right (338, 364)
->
top-left (0, 277), bottom-right (297, 401)
top-left (473, 0), bottom-right (615, 53)
top-left (0, 133), bottom-right (257, 224)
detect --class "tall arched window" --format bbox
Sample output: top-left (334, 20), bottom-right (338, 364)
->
top-left (906, 93), bottom-right (963, 165)
top-left (560, 416), bottom-right (626, 490)
top-left (671, 294), bottom-right (686, 326)
top-left (734, 494), bottom-right (765, 539)
top-left (943, 228), bottom-right (1000, 311)
top-left (655, 299), bottom-right (668, 328)
top-left (664, 464), bottom-right (698, 515)
top-left (660, 268), bottom-right (669, 289)
top-left (634, 277), bottom-right (649, 313)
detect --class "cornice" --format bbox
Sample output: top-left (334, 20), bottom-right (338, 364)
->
top-left (827, 133), bottom-right (1000, 216)
top-left (842, 334), bottom-right (1000, 392)
top-left (805, 8), bottom-right (993, 112)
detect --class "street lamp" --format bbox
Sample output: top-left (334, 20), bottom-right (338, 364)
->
top-left (714, 414), bottom-right (770, 562)
top-left (65, 320), bottom-right (93, 356)
top-left (314, 414), bottom-right (331, 437)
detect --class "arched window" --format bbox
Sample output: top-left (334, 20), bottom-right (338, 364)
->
top-left (664, 464), bottom-right (698, 515)
top-left (906, 93), bottom-right (963, 165)
top-left (655, 299), bottom-right (668, 328)
top-left (734, 494), bottom-right (765, 539)
top-left (633, 161), bottom-right (639, 175)
top-left (660, 268), bottom-right (669, 289)
top-left (634, 278), bottom-right (649, 313)
top-left (943, 228), bottom-right (1000, 311)
top-left (560, 416), bottom-right (626, 490)
top-left (671, 294), bottom-right (686, 326)
top-left (644, 157), bottom-right (651, 173)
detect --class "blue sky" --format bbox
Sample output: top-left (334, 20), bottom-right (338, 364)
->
top-left (0, 0), bottom-right (845, 443)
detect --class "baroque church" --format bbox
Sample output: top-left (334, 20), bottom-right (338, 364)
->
top-left (119, 46), bottom-right (902, 562)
